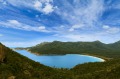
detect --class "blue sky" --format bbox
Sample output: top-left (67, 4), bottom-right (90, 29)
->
top-left (0, 0), bottom-right (120, 47)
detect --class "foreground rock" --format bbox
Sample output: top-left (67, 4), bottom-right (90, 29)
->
top-left (0, 43), bottom-right (6, 63)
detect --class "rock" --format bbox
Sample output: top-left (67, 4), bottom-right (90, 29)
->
top-left (8, 76), bottom-right (16, 79)
top-left (24, 70), bottom-right (31, 76)
top-left (0, 43), bottom-right (6, 63)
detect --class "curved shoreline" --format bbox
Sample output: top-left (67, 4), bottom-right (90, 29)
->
top-left (80, 53), bottom-right (112, 61)
top-left (15, 50), bottom-right (107, 68)
top-left (14, 48), bottom-right (109, 62)
top-left (79, 54), bottom-right (105, 62)
top-left (26, 49), bottom-right (107, 62)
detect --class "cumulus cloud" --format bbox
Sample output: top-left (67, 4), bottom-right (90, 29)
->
top-left (34, 1), bottom-right (42, 10)
top-left (33, 1), bottom-right (55, 14)
top-left (0, 20), bottom-right (49, 32)
top-left (6, 0), bottom-right (56, 14)
top-left (42, 3), bottom-right (54, 14)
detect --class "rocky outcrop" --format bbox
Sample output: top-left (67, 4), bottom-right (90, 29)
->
top-left (0, 43), bottom-right (6, 63)
top-left (8, 76), bottom-right (16, 79)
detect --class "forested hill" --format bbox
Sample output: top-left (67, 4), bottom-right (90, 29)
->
top-left (2, 43), bottom-right (120, 79)
top-left (28, 40), bottom-right (120, 58)
top-left (0, 43), bottom-right (67, 79)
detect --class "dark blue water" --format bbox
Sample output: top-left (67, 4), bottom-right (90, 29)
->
top-left (15, 50), bottom-right (104, 68)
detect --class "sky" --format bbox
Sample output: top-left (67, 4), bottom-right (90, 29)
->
top-left (0, 0), bottom-right (120, 47)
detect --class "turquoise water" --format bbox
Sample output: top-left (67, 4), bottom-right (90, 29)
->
top-left (15, 50), bottom-right (104, 68)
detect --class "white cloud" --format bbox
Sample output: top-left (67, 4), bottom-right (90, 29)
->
top-left (103, 25), bottom-right (110, 29)
top-left (2, 41), bottom-right (41, 47)
top-left (59, 34), bottom-right (102, 42)
top-left (54, 32), bottom-right (120, 44)
top-left (69, 24), bottom-right (84, 32)
top-left (53, 34), bottom-right (59, 37)
top-left (8, 20), bottom-right (21, 25)
top-left (38, 26), bottom-right (48, 32)
top-left (1, 0), bottom-right (120, 45)
top-left (103, 25), bottom-right (120, 34)
top-left (1, 37), bottom-right (53, 47)
top-left (43, 3), bottom-right (54, 14)
top-left (61, 34), bottom-right (85, 40)
top-left (34, 1), bottom-right (42, 11)
top-left (6, 0), bottom-right (55, 14)
top-left (0, 20), bottom-right (49, 32)
top-left (55, 0), bottom-right (104, 29)
top-left (33, 1), bottom-right (55, 14)
top-left (106, 27), bottom-right (120, 34)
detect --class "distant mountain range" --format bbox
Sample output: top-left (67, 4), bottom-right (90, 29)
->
top-left (27, 40), bottom-right (120, 59)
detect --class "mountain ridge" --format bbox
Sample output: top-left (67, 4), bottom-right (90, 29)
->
top-left (27, 40), bottom-right (120, 58)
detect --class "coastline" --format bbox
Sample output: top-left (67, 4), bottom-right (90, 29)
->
top-left (14, 48), bottom-right (111, 62)
top-left (80, 53), bottom-right (112, 61)
top-left (25, 49), bottom-right (109, 62)
top-left (80, 54), bottom-right (106, 62)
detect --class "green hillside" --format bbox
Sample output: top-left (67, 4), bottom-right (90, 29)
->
top-left (1, 42), bottom-right (120, 79)
top-left (0, 43), bottom-right (72, 79)
top-left (28, 41), bottom-right (120, 59)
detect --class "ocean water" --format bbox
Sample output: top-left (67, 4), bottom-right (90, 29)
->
top-left (15, 50), bottom-right (104, 68)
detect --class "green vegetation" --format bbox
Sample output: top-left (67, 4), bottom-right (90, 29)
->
top-left (14, 47), bottom-right (27, 50)
top-left (28, 40), bottom-right (120, 59)
top-left (0, 43), bottom-right (72, 79)
top-left (1, 41), bottom-right (120, 79)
